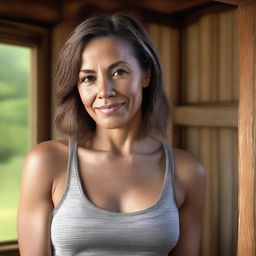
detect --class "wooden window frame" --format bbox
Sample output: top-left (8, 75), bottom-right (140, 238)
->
top-left (0, 20), bottom-right (51, 255)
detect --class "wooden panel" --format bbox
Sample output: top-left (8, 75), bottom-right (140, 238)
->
top-left (182, 19), bottom-right (200, 103)
top-left (219, 10), bottom-right (235, 101)
top-left (237, 3), bottom-right (256, 256)
top-left (0, 241), bottom-right (19, 255)
top-left (214, 0), bottom-right (256, 5)
top-left (199, 13), bottom-right (219, 102)
top-left (173, 105), bottom-right (238, 127)
top-left (180, 7), bottom-right (239, 256)
top-left (61, 0), bottom-right (214, 18)
top-left (183, 127), bottom-right (238, 256)
top-left (182, 8), bottom-right (239, 104)
top-left (198, 15), bottom-right (219, 249)
top-left (200, 129), bottom-right (219, 256)
top-left (0, 0), bottom-right (59, 24)
top-left (181, 18), bottom-right (201, 192)
top-left (219, 128), bottom-right (238, 256)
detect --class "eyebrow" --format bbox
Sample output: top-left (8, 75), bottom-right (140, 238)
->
top-left (79, 60), bottom-right (130, 73)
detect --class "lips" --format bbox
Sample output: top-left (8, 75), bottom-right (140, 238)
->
top-left (96, 103), bottom-right (125, 114)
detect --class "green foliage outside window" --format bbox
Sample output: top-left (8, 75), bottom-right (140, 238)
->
top-left (0, 43), bottom-right (30, 240)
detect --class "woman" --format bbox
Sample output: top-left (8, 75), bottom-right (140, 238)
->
top-left (17, 14), bottom-right (205, 256)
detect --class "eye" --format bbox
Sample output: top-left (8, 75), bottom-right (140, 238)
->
top-left (80, 75), bottom-right (96, 84)
top-left (112, 69), bottom-right (128, 77)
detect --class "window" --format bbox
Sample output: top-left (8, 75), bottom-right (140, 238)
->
top-left (0, 20), bottom-right (51, 254)
top-left (0, 43), bottom-right (30, 241)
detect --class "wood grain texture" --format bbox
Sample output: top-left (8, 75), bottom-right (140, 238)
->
top-left (199, 13), bottom-right (219, 102)
top-left (200, 128), bottom-right (219, 256)
top-left (180, 7), bottom-right (238, 255)
top-left (0, 0), bottom-right (60, 24)
top-left (219, 10), bottom-right (234, 101)
top-left (214, 0), bottom-right (256, 5)
top-left (237, 3), bottom-right (256, 256)
top-left (173, 105), bottom-right (238, 127)
top-left (182, 21), bottom-right (200, 104)
top-left (219, 129), bottom-right (235, 255)
top-left (0, 0), bottom-right (217, 24)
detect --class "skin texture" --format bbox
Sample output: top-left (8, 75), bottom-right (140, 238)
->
top-left (17, 36), bottom-right (205, 256)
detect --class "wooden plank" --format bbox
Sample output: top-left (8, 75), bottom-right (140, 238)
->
top-left (136, 0), bottom-right (212, 13)
top-left (232, 9), bottom-right (239, 100)
top-left (173, 105), bottom-right (238, 127)
top-left (160, 26), bottom-right (172, 101)
top-left (183, 21), bottom-right (200, 104)
top-left (168, 27), bottom-right (180, 106)
top-left (218, 9), bottom-right (234, 101)
top-left (62, 0), bottom-right (213, 16)
top-left (232, 129), bottom-right (238, 256)
top-left (219, 128), bottom-right (234, 255)
top-left (237, 3), bottom-right (256, 256)
top-left (0, 0), bottom-right (59, 24)
top-left (214, 0), bottom-right (256, 5)
top-left (200, 128), bottom-right (219, 256)
top-left (199, 13), bottom-right (219, 102)
top-left (0, 241), bottom-right (19, 255)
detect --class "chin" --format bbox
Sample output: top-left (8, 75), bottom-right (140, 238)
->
top-left (97, 118), bottom-right (131, 130)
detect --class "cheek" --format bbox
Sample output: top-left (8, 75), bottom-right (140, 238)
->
top-left (118, 77), bottom-right (143, 96)
top-left (78, 87), bottom-right (97, 107)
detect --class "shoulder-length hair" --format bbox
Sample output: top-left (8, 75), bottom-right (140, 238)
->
top-left (55, 14), bottom-right (170, 142)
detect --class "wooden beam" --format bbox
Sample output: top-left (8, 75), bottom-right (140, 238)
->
top-left (237, 3), bottom-right (256, 256)
top-left (130, 0), bottom-right (213, 14)
top-left (0, 0), bottom-right (60, 24)
top-left (214, 0), bottom-right (256, 5)
top-left (61, 0), bottom-right (213, 18)
top-left (173, 105), bottom-right (238, 127)
top-left (0, 241), bottom-right (19, 256)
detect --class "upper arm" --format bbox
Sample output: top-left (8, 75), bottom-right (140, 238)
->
top-left (17, 142), bottom-right (56, 256)
top-left (170, 151), bottom-right (206, 256)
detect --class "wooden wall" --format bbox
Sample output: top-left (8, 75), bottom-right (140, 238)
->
top-left (148, 6), bottom-right (238, 256)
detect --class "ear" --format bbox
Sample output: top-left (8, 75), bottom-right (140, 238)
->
top-left (142, 70), bottom-right (151, 88)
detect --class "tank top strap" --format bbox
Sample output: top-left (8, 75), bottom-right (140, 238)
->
top-left (162, 143), bottom-right (179, 209)
top-left (68, 140), bottom-right (80, 187)
top-left (52, 140), bottom-right (79, 216)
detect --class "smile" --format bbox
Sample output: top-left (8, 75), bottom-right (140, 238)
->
top-left (96, 103), bottom-right (125, 114)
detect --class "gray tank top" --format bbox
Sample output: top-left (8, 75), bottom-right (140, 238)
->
top-left (51, 141), bottom-right (180, 256)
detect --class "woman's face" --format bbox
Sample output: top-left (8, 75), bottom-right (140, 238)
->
top-left (77, 36), bottom-right (149, 130)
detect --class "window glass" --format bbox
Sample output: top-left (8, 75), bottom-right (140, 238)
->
top-left (0, 43), bottom-right (30, 241)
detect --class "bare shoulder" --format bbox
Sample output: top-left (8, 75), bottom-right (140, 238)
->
top-left (22, 139), bottom-right (69, 183)
top-left (171, 147), bottom-right (205, 206)
top-left (172, 148), bottom-right (204, 179)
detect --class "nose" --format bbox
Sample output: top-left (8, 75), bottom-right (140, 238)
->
top-left (97, 75), bottom-right (116, 98)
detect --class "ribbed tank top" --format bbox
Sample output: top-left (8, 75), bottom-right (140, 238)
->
top-left (51, 141), bottom-right (180, 256)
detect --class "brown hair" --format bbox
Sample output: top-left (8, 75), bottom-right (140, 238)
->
top-left (55, 14), bottom-right (170, 141)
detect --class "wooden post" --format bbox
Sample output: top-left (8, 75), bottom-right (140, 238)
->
top-left (237, 3), bottom-right (256, 256)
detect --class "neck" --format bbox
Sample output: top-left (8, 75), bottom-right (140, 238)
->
top-left (92, 111), bottom-right (141, 155)
top-left (82, 111), bottom-right (160, 156)
top-left (91, 130), bottom-right (161, 157)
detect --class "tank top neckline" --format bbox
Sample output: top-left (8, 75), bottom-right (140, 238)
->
top-left (72, 141), bottom-right (171, 217)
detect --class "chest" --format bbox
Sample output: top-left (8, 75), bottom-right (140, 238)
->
top-left (51, 143), bottom-right (180, 255)
top-left (77, 151), bottom-right (166, 213)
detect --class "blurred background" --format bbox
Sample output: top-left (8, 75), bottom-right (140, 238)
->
top-left (0, 0), bottom-right (254, 255)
